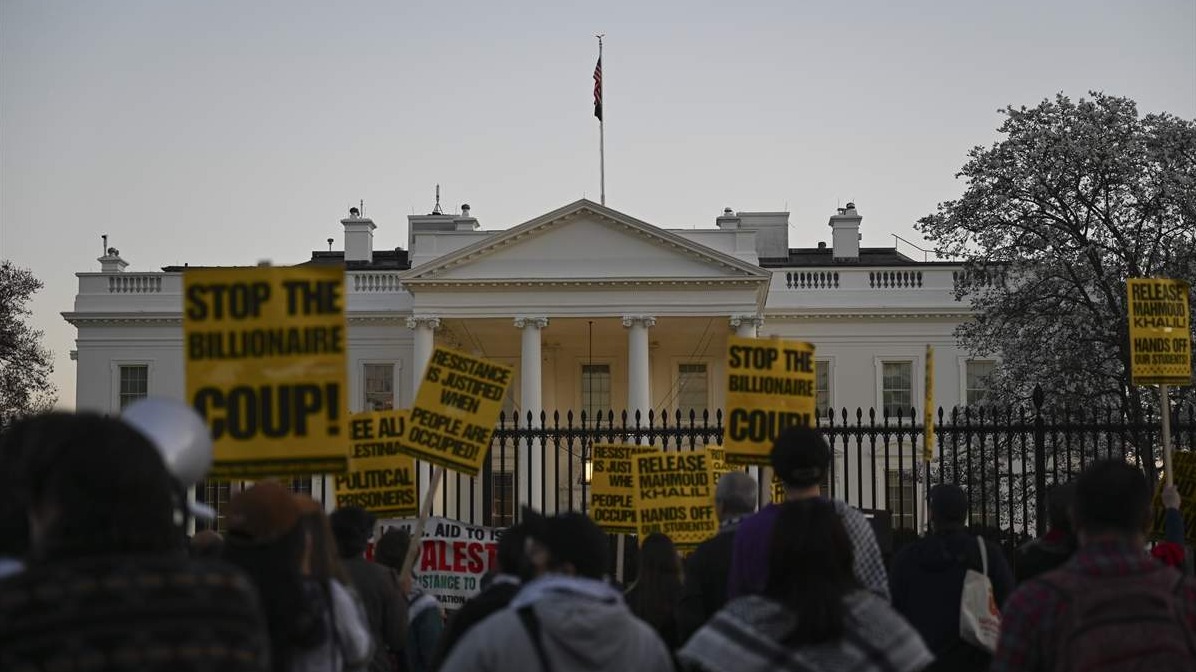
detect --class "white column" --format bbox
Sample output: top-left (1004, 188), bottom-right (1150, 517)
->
top-left (407, 315), bottom-right (440, 511)
top-left (408, 316), bottom-right (441, 397)
top-left (731, 314), bottom-right (764, 338)
top-left (623, 316), bottom-right (656, 423)
top-left (515, 316), bottom-right (548, 511)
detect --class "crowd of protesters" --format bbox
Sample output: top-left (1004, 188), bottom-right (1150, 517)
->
top-left (0, 410), bottom-right (1193, 671)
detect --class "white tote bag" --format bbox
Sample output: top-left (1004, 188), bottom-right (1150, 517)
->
top-left (959, 537), bottom-right (1002, 653)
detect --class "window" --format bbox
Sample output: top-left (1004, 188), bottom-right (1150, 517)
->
top-left (886, 469), bottom-right (917, 530)
top-left (490, 445), bottom-right (516, 527)
top-left (676, 363), bottom-right (709, 419)
top-left (881, 361), bottom-right (913, 418)
top-left (581, 364), bottom-right (612, 422)
top-left (289, 478), bottom-right (312, 496)
top-left (815, 360), bottom-right (832, 417)
top-left (970, 497), bottom-right (999, 529)
top-left (363, 363), bottom-right (395, 411)
top-left (119, 365), bottom-right (148, 409)
top-left (196, 480), bottom-right (232, 532)
top-left (966, 360), bottom-right (996, 407)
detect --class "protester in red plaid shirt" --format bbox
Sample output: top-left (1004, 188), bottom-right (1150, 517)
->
top-left (991, 460), bottom-right (1196, 671)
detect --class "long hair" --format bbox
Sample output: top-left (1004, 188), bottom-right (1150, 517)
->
top-left (765, 499), bottom-right (858, 645)
top-left (11, 412), bottom-right (180, 561)
top-left (626, 532), bottom-right (683, 646)
top-left (298, 506), bottom-right (350, 587)
top-left (222, 523), bottom-right (326, 670)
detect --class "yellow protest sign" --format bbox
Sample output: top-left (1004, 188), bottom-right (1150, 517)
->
top-left (633, 449), bottom-right (719, 550)
top-left (1151, 451), bottom-right (1196, 546)
top-left (725, 336), bottom-right (817, 465)
top-left (705, 447), bottom-right (735, 486)
top-left (771, 476), bottom-right (786, 504)
top-left (184, 266), bottom-right (348, 478)
top-left (1128, 279), bottom-right (1191, 386)
top-left (333, 411), bottom-right (417, 517)
top-left (924, 345), bottom-right (935, 463)
top-left (589, 443), bottom-right (658, 534)
top-left (403, 347), bottom-right (513, 476)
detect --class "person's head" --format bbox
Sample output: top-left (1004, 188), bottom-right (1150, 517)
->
top-left (13, 412), bottom-right (180, 562)
top-left (1074, 460), bottom-right (1151, 543)
top-left (1047, 481), bottom-right (1076, 534)
top-left (928, 483), bottom-right (969, 531)
top-left (222, 481), bottom-right (324, 660)
top-left (770, 425), bottom-right (830, 499)
top-left (524, 510), bottom-right (608, 580)
top-left (295, 496), bottom-right (349, 585)
top-left (765, 499), bottom-right (857, 645)
top-left (374, 527), bottom-right (411, 572)
top-left (495, 523), bottom-right (531, 581)
top-left (189, 530), bottom-right (224, 559)
top-left (638, 532), bottom-right (680, 579)
top-left (329, 506), bottom-right (375, 559)
top-left (714, 471), bottom-right (757, 521)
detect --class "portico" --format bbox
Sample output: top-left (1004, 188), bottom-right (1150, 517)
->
top-left (399, 200), bottom-right (769, 513)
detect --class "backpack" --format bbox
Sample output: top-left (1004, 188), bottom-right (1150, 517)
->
top-left (1041, 565), bottom-right (1196, 672)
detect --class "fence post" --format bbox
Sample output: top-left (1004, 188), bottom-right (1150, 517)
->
top-left (1032, 385), bottom-right (1047, 537)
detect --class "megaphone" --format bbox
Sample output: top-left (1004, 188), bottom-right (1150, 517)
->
top-left (122, 397), bottom-right (215, 519)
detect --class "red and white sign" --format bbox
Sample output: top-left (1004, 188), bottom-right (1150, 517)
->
top-left (378, 516), bottom-right (504, 611)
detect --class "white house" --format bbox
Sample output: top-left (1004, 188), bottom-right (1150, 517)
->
top-left (65, 199), bottom-right (990, 529)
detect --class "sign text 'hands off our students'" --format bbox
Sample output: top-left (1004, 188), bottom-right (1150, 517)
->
top-left (1127, 279), bottom-right (1192, 386)
top-left (589, 444), bottom-right (657, 534)
top-left (184, 267), bottom-right (348, 477)
top-left (333, 411), bottom-right (417, 517)
top-left (724, 336), bottom-right (817, 465)
top-left (633, 449), bottom-right (719, 550)
top-left (403, 347), bottom-right (514, 476)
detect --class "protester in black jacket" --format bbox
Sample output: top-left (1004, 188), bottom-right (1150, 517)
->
top-left (889, 484), bottom-right (1014, 672)
top-left (331, 507), bottom-right (408, 672)
top-left (677, 471), bottom-right (757, 642)
top-left (1013, 482), bottom-right (1077, 583)
top-left (432, 523), bottom-right (529, 669)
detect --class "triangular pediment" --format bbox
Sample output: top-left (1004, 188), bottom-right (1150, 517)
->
top-left (401, 200), bottom-right (769, 284)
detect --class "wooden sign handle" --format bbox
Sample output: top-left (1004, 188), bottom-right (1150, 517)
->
top-left (399, 465), bottom-right (444, 579)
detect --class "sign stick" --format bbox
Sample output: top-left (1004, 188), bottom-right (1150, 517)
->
top-left (400, 464), bottom-right (445, 578)
top-left (1161, 384), bottom-right (1174, 488)
top-left (615, 534), bottom-right (626, 584)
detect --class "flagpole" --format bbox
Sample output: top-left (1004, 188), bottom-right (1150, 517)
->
top-left (597, 34), bottom-right (605, 206)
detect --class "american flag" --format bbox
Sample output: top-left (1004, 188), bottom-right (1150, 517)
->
top-left (593, 56), bottom-right (603, 121)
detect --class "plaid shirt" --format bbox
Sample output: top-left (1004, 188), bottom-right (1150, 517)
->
top-left (991, 540), bottom-right (1196, 672)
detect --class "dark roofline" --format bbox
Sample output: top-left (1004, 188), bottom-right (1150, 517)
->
top-left (758, 247), bottom-right (961, 268)
top-left (162, 248), bottom-right (411, 273)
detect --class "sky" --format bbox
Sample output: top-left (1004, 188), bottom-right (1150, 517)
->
top-left (2, 0), bottom-right (1194, 409)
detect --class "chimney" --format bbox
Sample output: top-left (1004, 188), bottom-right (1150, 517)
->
top-left (828, 202), bottom-right (862, 261)
top-left (716, 207), bottom-right (741, 229)
top-left (99, 247), bottom-right (128, 273)
top-left (342, 206), bottom-right (376, 263)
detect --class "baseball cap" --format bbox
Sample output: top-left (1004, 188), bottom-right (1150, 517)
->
top-left (770, 425), bottom-right (830, 487)
top-left (224, 480), bottom-right (302, 544)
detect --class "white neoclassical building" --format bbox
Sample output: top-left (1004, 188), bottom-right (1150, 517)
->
top-left (65, 199), bottom-right (990, 527)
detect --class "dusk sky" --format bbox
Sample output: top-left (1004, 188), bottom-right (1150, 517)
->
top-left (2, 0), bottom-right (1194, 408)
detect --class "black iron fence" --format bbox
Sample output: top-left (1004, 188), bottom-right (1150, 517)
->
top-left (466, 388), bottom-right (1195, 558)
top-left (201, 389), bottom-right (1194, 568)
